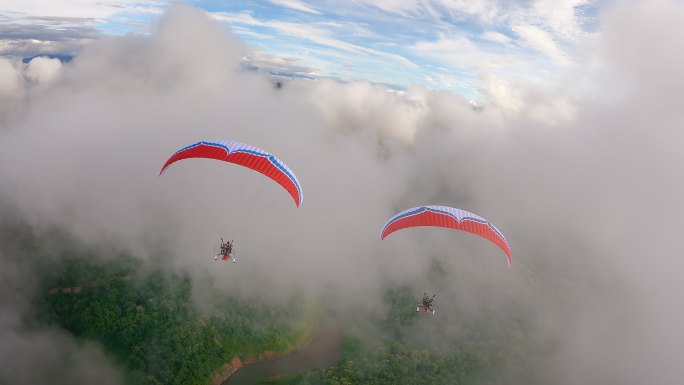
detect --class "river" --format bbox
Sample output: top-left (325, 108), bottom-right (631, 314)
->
top-left (223, 321), bottom-right (344, 385)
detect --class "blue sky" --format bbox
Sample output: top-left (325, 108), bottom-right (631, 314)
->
top-left (0, 0), bottom-right (600, 99)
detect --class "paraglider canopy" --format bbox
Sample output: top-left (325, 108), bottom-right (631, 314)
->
top-left (160, 140), bottom-right (303, 207)
top-left (381, 205), bottom-right (511, 267)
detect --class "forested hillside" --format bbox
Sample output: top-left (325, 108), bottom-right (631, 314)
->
top-left (35, 255), bottom-right (311, 385)
top-left (273, 287), bottom-right (541, 385)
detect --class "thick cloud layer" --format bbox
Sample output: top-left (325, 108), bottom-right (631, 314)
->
top-left (1, 1), bottom-right (683, 384)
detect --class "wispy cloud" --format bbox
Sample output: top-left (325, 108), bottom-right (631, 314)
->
top-left (214, 11), bottom-right (417, 68)
top-left (0, 22), bottom-right (101, 57)
top-left (0, 0), bottom-right (168, 57)
top-left (481, 31), bottom-right (512, 45)
top-left (242, 49), bottom-right (318, 78)
top-left (411, 34), bottom-right (522, 72)
top-left (526, 0), bottom-right (593, 41)
top-left (350, 0), bottom-right (503, 23)
top-left (0, 0), bottom-right (599, 99)
top-left (269, 21), bottom-right (417, 68)
top-left (512, 24), bottom-right (570, 66)
top-left (268, 0), bottom-right (321, 15)
top-left (0, 0), bottom-right (167, 21)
